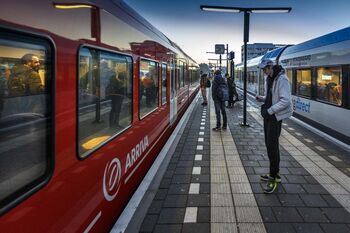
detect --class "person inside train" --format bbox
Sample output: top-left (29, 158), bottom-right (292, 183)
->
top-left (8, 53), bottom-right (43, 97)
top-left (107, 72), bottom-right (126, 128)
top-left (0, 64), bottom-right (10, 118)
top-left (212, 70), bottom-right (228, 131)
top-left (142, 71), bottom-right (156, 108)
top-left (256, 59), bottom-right (293, 194)
top-left (200, 72), bottom-right (208, 106)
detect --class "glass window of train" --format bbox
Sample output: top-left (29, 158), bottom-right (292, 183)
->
top-left (296, 69), bottom-right (311, 97)
top-left (170, 61), bottom-right (175, 99)
top-left (0, 35), bottom-right (53, 210)
top-left (316, 67), bottom-right (342, 106)
top-left (139, 60), bottom-right (159, 118)
top-left (78, 48), bottom-right (133, 157)
top-left (161, 64), bottom-right (167, 105)
top-left (179, 62), bottom-right (184, 87)
top-left (286, 69), bottom-right (293, 92)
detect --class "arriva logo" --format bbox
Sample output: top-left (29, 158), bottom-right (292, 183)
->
top-left (103, 158), bottom-right (122, 201)
top-left (293, 97), bottom-right (311, 113)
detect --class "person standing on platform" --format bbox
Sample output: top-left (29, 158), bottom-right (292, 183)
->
top-left (200, 72), bottom-right (208, 106)
top-left (212, 70), bottom-right (227, 131)
top-left (225, 73), bottom-right (234, 108)
top-left (256, 60), bottom-right (293, 194)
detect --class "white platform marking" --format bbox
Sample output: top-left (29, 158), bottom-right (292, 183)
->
top-left (197, 145), bottom-right (203, 150)
top-left (200, 126), bottom-right (205, 130)
top-left (198, 138), bottom-right (204, 142)
top-left (184, 207), bottom-right (197, 223)
top-left (189, 183), bottom-right (200, 194)
top-left (195, 154), bottom-right (203, 161)
top-left (199, 132), bottom-right (205, 136)
top-left (192, 167), bottom-right (201, 175)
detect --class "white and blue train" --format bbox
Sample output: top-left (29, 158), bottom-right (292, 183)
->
top-left (235, 27), bottom-right (350, 144)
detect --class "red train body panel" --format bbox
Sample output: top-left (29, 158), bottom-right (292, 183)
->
top-left (0, 1), bottom-right (199, 232)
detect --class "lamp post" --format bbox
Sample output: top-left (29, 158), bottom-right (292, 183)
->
top-left (200, 5), bottom-right (291, 126)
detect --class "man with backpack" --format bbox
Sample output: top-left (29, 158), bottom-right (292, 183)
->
top-left (256, 59), bottom-right (293, 194)
top-left (9, 53), bottom-right (43, 97)
top-left (212, 70), bottom-right (228, 131)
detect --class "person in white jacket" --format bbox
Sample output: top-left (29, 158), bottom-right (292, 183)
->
top-left (256, 59), bottom-right (293, 194)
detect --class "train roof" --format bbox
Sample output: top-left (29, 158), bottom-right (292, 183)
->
top-left (282, 27), bottom-right (350, 55)
top-left (262, 46), bottom-right (288, 61)
top-left (112, 0), bottom-right (197, 64)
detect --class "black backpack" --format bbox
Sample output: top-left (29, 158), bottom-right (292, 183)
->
top-left (206, 79), bottom-right (211, 88)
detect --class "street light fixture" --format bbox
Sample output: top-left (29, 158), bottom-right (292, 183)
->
top-left (200, 5), bottom-right (291, 127)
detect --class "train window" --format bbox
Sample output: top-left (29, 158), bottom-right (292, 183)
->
top-left (161, 64), bottom-right (167, 105)
top-left (0, 33), bottom-right (53, 211)
top-left (296, 69), bottom-right (311, 97)
top-left (139, 60), bottom-right (159, 118)
top-left (78, 47), bottom-right (133, 158)
top-left (286, 69), bottom-right (293, 92)
top-left (179, 61), bottom-right (184, 87)
top-left (316, 67), bottom-right (342, 106)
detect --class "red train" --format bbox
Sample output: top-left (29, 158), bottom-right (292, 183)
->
top-left (0, 1), bottom-right (199, 232)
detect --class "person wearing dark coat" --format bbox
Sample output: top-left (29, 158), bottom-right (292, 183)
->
top-left (212, 70), bottom-right (227, 131)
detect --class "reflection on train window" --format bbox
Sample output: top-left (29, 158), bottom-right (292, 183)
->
top-left (0, 36), bottom-right (52, 206)
top-left (286, 69), bottom-right (293, 92)
top-left (179, 61), bottom-right (184, 87)
top-left (296, 69), bottom-right (311, 97)
top-left (139, 60), bottom-right (159, 118)
top-left (316, 67), bottom-right (342, 106)
top-left (161, 64), bottom-right (167, 105)
top-left (78, 47), bottom-right (132, 157)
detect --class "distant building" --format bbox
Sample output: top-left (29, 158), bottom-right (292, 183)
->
top-left (241, 43), bottom-right (287, 62)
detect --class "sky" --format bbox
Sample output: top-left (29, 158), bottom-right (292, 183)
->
top-left (123, 0), bottom-right (350, 65)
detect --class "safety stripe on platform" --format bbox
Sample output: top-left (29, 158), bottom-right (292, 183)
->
top-left (209, 99), bottom-right (266, 232)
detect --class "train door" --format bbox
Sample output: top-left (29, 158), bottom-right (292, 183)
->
top-left (170, 60), bottom-right (177, 124)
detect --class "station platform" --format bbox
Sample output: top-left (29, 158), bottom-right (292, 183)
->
top-left (113, 91), bottom-right (350, 233)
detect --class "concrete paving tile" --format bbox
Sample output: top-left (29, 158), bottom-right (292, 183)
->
top-left (211, 207), bottom-right (236, 223)
top-left (229, 175), bottom-right (250, 183)
top-left (300, 194), bottom-right (329, 207)
top-left (230, 183), bottom-right (253, 194)
top-left (182, 223), bottom-right (209, 233)
top-left (211, 183), bottom-right (231, 194)
top-left (297, 207), bottom-right (329, 222)
top-left (148, 201), bottom-right (163, 214)
top-left (278, 194), bottom-right (304, 207)
top-left (211, 194), bottom-right (234, 206)
top-left (211, 173), bottom-right (229, 183)
top-left (272, 207), bottom-right (303, 222)
top-left (211, 223), bottom-right (238, 233)
top-left (233, 194), bottom-right (258, 207)
top-left (320, 224), bottom-right (350, 233)
top-left (139, 214), bottom-right (158, 233)
top-left (157, 208), bottom-right (186, 224)
top-left (321, 208), bottom-right (350, 223)
top-left (236, 207), bottom-right (263, 223)
top-left (259, 207), bottom-right (277, 222)
top-left (187, 194), bottom-right (210, 207)
top-left (197, 207), bottom-right (210, 222)
top-left (238, 223), bottom-right (267, 233)
top-left (292, 223), bottom-right (324, 233)
top-left (265, 223), bottom-right (297, 233)
top-left (255, 194), bottom-right (281, 206)
top-left (153, 224), bottom-right (182, 233)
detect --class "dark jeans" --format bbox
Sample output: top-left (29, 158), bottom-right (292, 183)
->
top-left (228, 89), bottom-right (234, 106)
top-left (263, 116), bottom-right (282, 178)
top-left (214, 100), bottom-right (227, 127)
